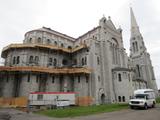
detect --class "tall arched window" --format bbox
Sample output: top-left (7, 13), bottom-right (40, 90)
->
top-left (16, 56), bottom-right (20, 64)
top-left (136, 65), bottom-right (141, 77)
top-left (47, 39), bottom-right (51, 44)
top-left (84, 56), bottom-right (87, 65)
top-left (82, 58), bottom-right (85, 66)
top-left (118, 73), bottom-right (122, 82)
top-left (13, 57), bottom-right (16, 64)
top-left (35, 56), bottom-right (39, 64)
top-left (29, 38), bottom-right (32, 43)
top-left (118, 96), bottom-right (121, 102)
top-left (29, 56), bottom-right (34, 63)
top-left (122, 96), bottom-right (125, 102)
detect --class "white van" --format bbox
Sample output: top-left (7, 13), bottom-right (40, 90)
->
top-left (129, 89), bottom-right (156, 109)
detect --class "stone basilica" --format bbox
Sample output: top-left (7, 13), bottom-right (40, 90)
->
top-left (0, 8), bottom-right (158, 104)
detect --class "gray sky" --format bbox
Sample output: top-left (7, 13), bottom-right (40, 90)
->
top-left (0, 0), bottom-right (160, 88)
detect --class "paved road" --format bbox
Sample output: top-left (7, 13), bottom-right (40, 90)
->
top-left (0, 106), bottom-right (160, 120)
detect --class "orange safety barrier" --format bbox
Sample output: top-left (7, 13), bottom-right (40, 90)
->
top-left (76, 96), bottom-right (93, 106)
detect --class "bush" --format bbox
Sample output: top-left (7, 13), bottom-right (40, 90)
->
top-left (156, 97), bottom-right (160, 103)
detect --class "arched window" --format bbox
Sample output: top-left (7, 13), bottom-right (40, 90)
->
top-left (16, 56), bottom-right (20, 64)
top-left (29, 56), bottom-right (34, 63)
top-left (53, 58), bottom-right (57, 66)
top-left (13, 57), bottom-right (16, 64)
top-left (122, 96), bottom-right (125, 102)
top-left (98, 76), bottom-right (100, 82)
top-left (118, 73), bottom-right (122, 82)
top-left (118, 96), bottom-right (121, 102)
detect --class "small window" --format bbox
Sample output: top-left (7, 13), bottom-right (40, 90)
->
top-left (36, 75), bottom-right (38, 83)
top-left (53, 58), bottom-right (57, 66)
top-left (118, 96), bottom-right (121, 102)
top-left (48, 58), bottom-right (52, 66)
top-left (37, 94), bottom-right (43, 100)
top-left (16, 56), bottom-right (20, 64)
top-left (52, 76), bottom-right (55, 83)
top-left (86, 75), bottom-right (89, 83)
top-left (27, 74), bottom-right (30, 82)
top-left (118, 73), bottom-right (121, 82)
top-left (97, 57), bottom-right (100, 65)
top-left (98, 76), bottom-right (100, 82)
top-left (78, 76), bottom-right (80, 83)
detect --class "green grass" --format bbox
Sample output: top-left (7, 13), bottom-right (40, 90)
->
top-left (36, 103), bottom-right (128, 118)
top-left (156, 97), bottom-right (160, 103)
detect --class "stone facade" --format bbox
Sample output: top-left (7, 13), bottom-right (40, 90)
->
top-left (0, 8), bottom-right (158, 104)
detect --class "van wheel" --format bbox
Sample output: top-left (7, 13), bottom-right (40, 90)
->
top-left (152, 102), bottom-right (155, 108)
top-left (144, 103), bottom-right (148, 110)
top-left (130, 106), bottom-right (134, 109)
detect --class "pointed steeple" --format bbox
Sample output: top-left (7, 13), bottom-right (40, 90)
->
top-left (130, 7), bottom-right (138, 28)
top-left (129, 7), bottom-right (146, 57)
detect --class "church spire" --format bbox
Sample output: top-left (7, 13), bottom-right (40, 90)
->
top-left (130, 7), bottom-right (138, 28)
top-left (129, 7), bottom-right (146, 57)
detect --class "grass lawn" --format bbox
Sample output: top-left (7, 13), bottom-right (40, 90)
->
top-left (36, 103), bottom-right (128, 118)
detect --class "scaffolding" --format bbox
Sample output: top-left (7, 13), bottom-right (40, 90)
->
top-left (0, 66), bottom-right (92, 74)
top-left (1, 43), bottom-right (88, 58)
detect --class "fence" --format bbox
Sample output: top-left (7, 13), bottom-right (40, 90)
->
top-left (0, 97), bottom-right (27, 107)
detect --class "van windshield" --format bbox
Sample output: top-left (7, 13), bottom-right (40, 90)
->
top-left (135, 94), bottom-right (147, 99)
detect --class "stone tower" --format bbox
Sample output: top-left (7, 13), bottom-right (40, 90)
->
top-left (129, 7), bottom-right (158, 92)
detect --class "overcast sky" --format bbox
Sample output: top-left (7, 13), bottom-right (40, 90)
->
top-left (0, 0), bottom-right (160, 88)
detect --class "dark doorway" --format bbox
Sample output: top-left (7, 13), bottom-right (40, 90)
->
top-left (101, 94), bottom-right (105, 104)
top-left (13, 73), bottom-right (21, 97)
top-left (39, 74), bottom-right (47, 92)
